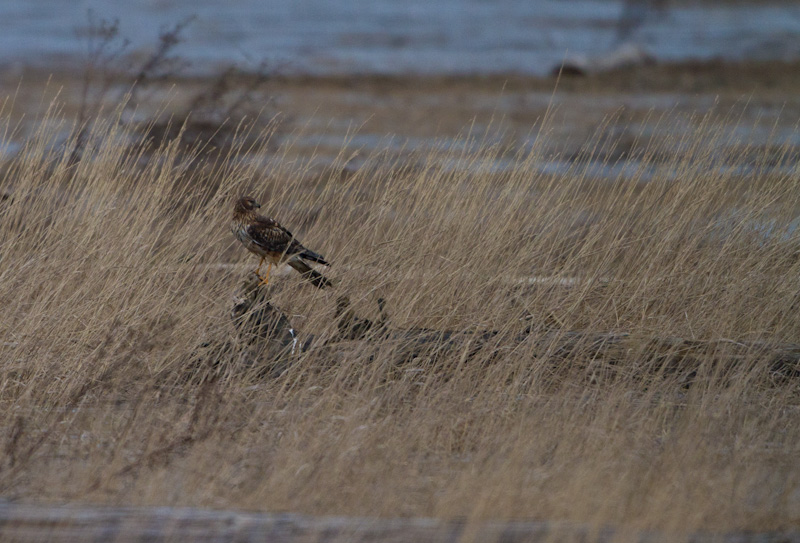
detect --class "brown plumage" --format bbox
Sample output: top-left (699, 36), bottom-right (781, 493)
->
top-left (231, 195), bottom-right (332, 288)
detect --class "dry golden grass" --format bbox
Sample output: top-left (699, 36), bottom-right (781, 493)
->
top-left (0, 98), bottom-right (798, 540)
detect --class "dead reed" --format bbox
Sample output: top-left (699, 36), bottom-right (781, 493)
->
top-left (0, 98), bottom-right (798, 539)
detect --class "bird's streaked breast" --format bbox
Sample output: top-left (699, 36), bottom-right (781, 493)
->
top-left (232, 220), bottom-right (273, 259)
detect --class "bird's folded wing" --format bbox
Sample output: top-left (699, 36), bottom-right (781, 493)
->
top-left (246, 218), bottom-right (302, 255)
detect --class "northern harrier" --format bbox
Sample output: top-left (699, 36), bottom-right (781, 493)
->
top-left (232, 196), bottom-right (332, 289)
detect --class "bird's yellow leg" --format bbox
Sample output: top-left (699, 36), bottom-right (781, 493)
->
top-left (258, 263), bottom-right (272, 286)
top-left (255, 256), bottom-right (265, 276)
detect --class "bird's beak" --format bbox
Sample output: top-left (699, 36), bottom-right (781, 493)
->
top-left (254, 203), bottom-right (261, 208)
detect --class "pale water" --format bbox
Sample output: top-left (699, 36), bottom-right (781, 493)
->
top-left (2, 0), bottom-right (800, 75)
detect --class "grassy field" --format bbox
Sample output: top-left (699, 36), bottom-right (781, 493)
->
top-left (0, 91), bottom-right (798, 540)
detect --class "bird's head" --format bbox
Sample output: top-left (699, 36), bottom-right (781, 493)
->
top-left (235, 195), bottom-right (261, 214)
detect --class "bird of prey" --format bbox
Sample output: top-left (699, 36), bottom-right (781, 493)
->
top-left (231, 195), bottom-right (332, 289)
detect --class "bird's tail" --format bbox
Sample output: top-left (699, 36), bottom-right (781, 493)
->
top-left (288, 258), bottom-right (333, 289)
top-left (299, 248), bottom-right (330, 266)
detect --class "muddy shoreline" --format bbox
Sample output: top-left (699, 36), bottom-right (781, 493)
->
top-left (10, 57), bottom-right (800, 90)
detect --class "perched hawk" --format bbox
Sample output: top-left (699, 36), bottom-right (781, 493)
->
top-left (231, 196), bottom-right (332, 288)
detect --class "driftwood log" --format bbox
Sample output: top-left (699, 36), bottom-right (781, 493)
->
top-left (189, 275), bottom-right (800, 385)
